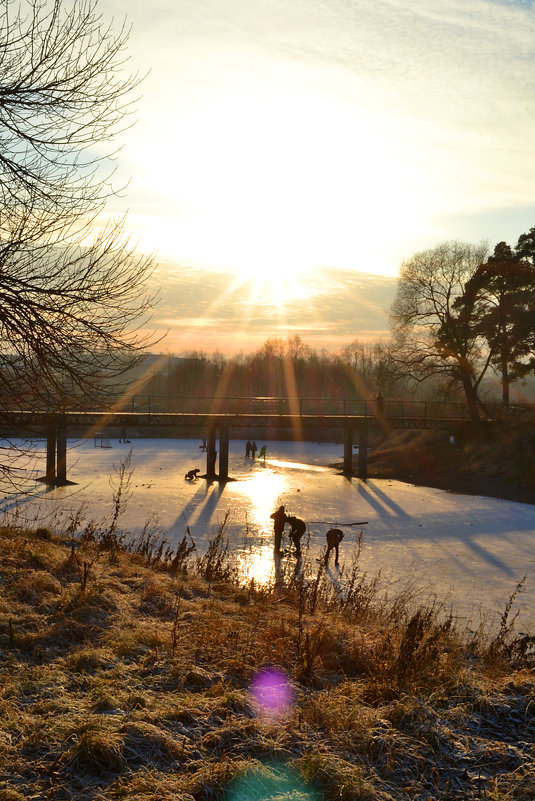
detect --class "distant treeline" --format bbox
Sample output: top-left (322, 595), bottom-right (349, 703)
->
top-left (141, 337), bottom-right (434, 402)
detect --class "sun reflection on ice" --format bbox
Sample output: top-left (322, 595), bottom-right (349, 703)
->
top-left (232, 469), bottom-right (289, 585)
top-left (237, 546), bottom-right (275, 586)
top-left (267, 458), bottom-right (328, 472)
top-left (234, 470), bottom-right (287, 536)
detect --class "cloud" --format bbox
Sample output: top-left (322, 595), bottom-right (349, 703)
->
top-left (150, 261), bottom-right (396, 352)
top-left (99, 0), bottom-right (535, 291)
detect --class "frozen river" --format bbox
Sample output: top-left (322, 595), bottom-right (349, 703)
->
top-left (4, 437), bottom-right (535, 631)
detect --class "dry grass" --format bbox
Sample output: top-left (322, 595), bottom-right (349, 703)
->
top-left (365, 426), bottom-right (535, 506)
top-left (0, 518), bottom-right (534, 801)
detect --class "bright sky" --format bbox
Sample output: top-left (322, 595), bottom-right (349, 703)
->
top-left (97, 0), bottom-right (535, 351)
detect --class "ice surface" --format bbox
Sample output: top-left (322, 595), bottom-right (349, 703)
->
top-left (3, 437), bottom-right (535, 630)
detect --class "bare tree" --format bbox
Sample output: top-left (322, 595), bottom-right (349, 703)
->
top-left (0, 0), bottom-right (157, 416)
top-left (0, 0), bottom-right (138, 225)
top-left (390, 241), bottom-right (489, 421)
top-left (340, 339), bottom-right (399, 398)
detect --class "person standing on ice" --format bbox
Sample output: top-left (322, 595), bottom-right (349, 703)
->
top-left (251, 441), bottom-right (257, 459)
top-left (245, 440), bottom-right (251, 457)
top-left (270, 505), bottom-right (286, 555)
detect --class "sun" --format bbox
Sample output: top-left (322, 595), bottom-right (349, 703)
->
top-left (232, 251), bottom-right (317, 307)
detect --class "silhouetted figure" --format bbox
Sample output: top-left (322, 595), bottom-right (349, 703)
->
top-left (258, 445), bottom-right (266, 461)
top-left (270, 505), bottom-right (286, 554)
top-left (200, 436), bottom-right (207, 452)
top-left (185, 468), bottom-right (200, 480)
top-left (251, 441), bottom-right (257, 458)
top-left (245, 440), bottom-right (251, 457)
top-left (286, 515), bottom-right (306, 557)
top-left (376, 392), bottom-right (384, 415)
top-left (325, 528), bottom-right (344, 565)
top-left (119, 426), bottom-right (127, 443)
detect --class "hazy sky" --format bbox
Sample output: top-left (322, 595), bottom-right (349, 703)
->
top-left (96, 0), bottom-right (535, 352)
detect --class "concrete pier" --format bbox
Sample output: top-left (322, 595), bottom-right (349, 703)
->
top-left (57, 422), bottom-right (67, 485)
top-left (45, 423), bottom-right (56, 483)
top-left (40, 416), bottom-right (73, 486)
top-left (219, 425), bottom-right (229, 481)
top-left (343, 424), bottom-right (368, 480)
top-left (343, 426), bottom-right (353, 477)
top-left (358, 425), bottom-right (368, 480)
top-left (206, 425), bottom-right (217, 481)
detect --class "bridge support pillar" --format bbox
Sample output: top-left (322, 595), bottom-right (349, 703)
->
top-left (39, 416), bottom-right (73, 486)
top-left (358, 425), bottom-right (368, 481)
top-left (56, 421), bottom-right (68, 486)
top-left (343, 426), bottom-right (353, 478)
top-left (45, 423), bottom-right (56, 483)
top-left (206, 425), bottom-right (217, 481)
top-left (218, 425), bottom-right (229, 481)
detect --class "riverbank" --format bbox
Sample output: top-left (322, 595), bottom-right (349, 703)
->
top-left (357, 428), bottom-right (535, 506)
top-left (1, 522), bottom-right (534, 800)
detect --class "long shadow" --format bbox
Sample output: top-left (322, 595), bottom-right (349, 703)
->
top-left (461, 536), bottom-right (516, 576)
top-left (364, 480), bottom-right (412, 519)
top-left (434, 540), bottom-right (478, 577)
top-left (351, 498), bottom-right (535, 541)
top-left (170, 482), bottom-right (210, 530)
top-left (192, 482), bottom-right (226, 532)
top-left (379, 522), bottom-right (532, 577)
top-left (392, 515), bottom-right (531, 573)
top-left (348, 479), bottom-right (535, 578)
top-left (165, 480), bottom-right (227, 548)
top-left (0, 485), bottom-right (53, 514)
top-left (324, 564), bottom-right (345, 600)
top-left (355, 480), bottom-right (410, 520)
top-left (416, 536), bottom-right (514, 582)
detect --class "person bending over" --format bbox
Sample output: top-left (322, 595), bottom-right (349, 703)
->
top-left (286, 515), bottom-right (306, 557)
top-left (325, 528), bottom-right (344, 565)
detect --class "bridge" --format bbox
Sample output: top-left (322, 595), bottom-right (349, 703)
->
top-left (3, 396), bottom-right (531, 486)
top-left (0, 396), bottom-right (476, 487)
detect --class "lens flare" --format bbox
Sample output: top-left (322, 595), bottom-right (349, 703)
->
top-left (225, 762), bottom-right (320, 801)
top-left (250, 667), bottom-right (293, 718)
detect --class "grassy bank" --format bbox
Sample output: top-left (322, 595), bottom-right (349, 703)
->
top-left (359, 426), bottom-right (535, 506)
top-left (1, 518), bottom-right (534, 801)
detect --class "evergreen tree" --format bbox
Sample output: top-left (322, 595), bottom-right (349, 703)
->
top-left (454, 237), bottom-right (535, 405)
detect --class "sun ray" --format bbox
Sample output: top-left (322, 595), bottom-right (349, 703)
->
top-left (79, 353), bottom-right (171, 442)
top-left (281, 352), bottom-right (303, 442)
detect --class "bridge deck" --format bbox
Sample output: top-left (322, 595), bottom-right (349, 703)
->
top-left (1, 410), bottom-right (469, 431)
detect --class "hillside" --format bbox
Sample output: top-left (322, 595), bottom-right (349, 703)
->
top-left (360, 425), bottom-right (535, 506)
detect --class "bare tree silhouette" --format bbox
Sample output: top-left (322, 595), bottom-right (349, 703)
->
top-left (0, 0), bottom-right (158, 415)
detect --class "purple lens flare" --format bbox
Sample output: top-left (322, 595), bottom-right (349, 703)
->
top-left (250, 667), bottom-right (293, 717)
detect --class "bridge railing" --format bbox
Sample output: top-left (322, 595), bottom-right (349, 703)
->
top-left (11, 395), bottom-right (535, 420)
top-left (103, 395), bottom-right (476, 418)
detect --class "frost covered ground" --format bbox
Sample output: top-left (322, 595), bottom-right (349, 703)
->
top-left (3, 436), bottom-right (535, 630)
